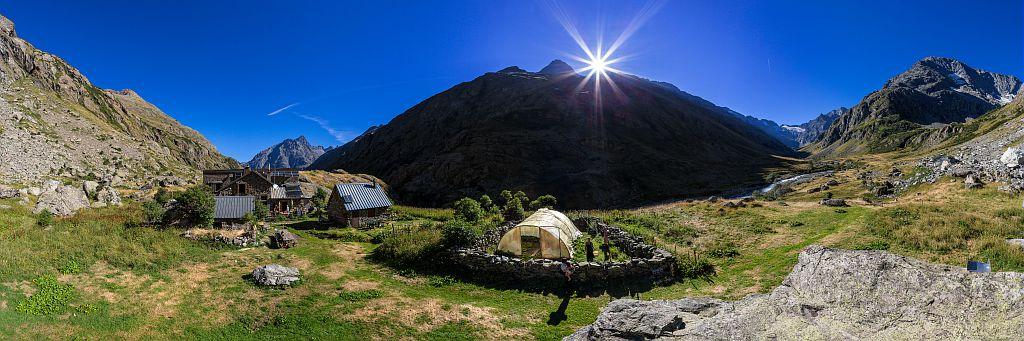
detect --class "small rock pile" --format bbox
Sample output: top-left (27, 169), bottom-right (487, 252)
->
top-left (268, 230), bottom-right (299, 249)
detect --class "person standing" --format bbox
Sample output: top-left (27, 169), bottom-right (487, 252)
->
top-left (601, 229), bottom-right (611, 261)
top-left (585, 238), bottom-right (595, 262)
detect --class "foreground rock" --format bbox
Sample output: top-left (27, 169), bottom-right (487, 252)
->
top-left (568, 245), bottom-right (1024, 340)
top-left (250, 264), bottom-right (300, 286)
top-left (34, 184), bottom-right (89, 216)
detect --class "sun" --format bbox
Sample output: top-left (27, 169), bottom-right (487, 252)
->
top-left (588, 55), bottom-right (609, 75)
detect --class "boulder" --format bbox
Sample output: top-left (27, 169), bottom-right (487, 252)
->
top-left (0, 185), bottom-right (19, 199)
top-left (965, 174), bottom-right (984, 189)
top-left (568, 245), bottom-right (1024, 340)
top-left (819, 198), bottom-right (848, 207)
top-left (82, 181), bottom-right (99, 197)
top-left (269, 230), bottom-right (299, 249)
top-left (95, 186), bottom-right (122, 206)
top-left (873, 181), bottom-right (895, 196)
top-left (1000, 147), bottom-right (1024, 168)
top-left (34, 185), bottom-right (90, 216)
top-left (26, 187), bottom-right (42, 196)
top-left (250, 264), bottom-right (300, 286)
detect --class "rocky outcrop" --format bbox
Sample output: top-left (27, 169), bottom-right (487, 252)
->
top-left (250, 264), bottom-right (300, 286)
top-left (311, 60), bottom-right (795, 208)
top-left (268, 229), bottom-right (299, 249)
top-left (0, 14), bottom-right (236, 186)
top-left (568, 245), bottom-right (1024, 340)
top-left (812, 57), bottom-right (1021, 156)
top-left (247, 136), bottom-right (329, 169)
top-left (34, 183), bottom-right (89, 216)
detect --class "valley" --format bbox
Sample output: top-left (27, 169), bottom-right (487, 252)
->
top-left (1, 4), bottom-right (1023, 340)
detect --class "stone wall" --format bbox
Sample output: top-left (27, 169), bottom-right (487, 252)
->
top-left (445, 218), bottom-right (676, 288)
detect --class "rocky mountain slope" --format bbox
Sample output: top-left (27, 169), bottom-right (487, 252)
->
top-left (0, 14), bottom-right (236, 186)
top-left (811, 57), bottom-right (1021, 156)
top-left (569, 245), bottom-right (1024, 340)
top-left (310, 60), bottom-right (796, 208)
top-left (247, 136), bottom-right (329, 169)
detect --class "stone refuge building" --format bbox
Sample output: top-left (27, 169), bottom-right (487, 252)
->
top-left (203, 168), bottom-right (313, 217)
top-left (214, 196), bottom-right (256, 228)
top-left (327, 182), bottom-right (392, 227)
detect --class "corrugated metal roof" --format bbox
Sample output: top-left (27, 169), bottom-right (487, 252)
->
top-left (270, 185), bottom-right (287, 199)
top-left (334, 183), bottom-right (392, 211)
top-left (214, 196), bottom-right (255, 219)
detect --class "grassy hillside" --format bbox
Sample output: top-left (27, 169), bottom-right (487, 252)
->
top-left (2, 159), bottom-right (1022, 339)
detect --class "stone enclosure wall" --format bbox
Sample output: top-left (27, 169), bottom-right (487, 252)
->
top-left (446, 218), bottom-right (677, 288)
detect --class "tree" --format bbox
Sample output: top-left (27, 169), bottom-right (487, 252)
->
top-left (499, 190), bottom-right (513, 207)
top-left (242, 212), bottom-right (258, 226)
top-left (513, 191), bottom-right (529, 207)
top-left (529, 195), bottom-right (557, 210)
top-left (503, 197), bottom-right (525, 222)
top-left (312, 187), bottom-right (329, 216)
top-left (453, 197), bottom-right (484, 222)
top-left (253, 200), bottom-right (269, 222)
top-left (479, 194), bottom-right (495, 212)
top-left (172, 185), bottom-right (215, 227)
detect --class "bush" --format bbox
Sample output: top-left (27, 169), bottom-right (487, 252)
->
top-left (513, 191), bottom-right (530, 206)
top-left (312, 187), bottom-right (329, 219)
top-left (154, 187), bottom-right (174, 205)
top-left (372, 226), bottom-right (444, 267)
top-left (242, 212), bottom-right (257, 226)
top-left (36, 210), bottom-right (54, 227)
top-left (502, 197), bottom-right (525, 222)
top-left (141, 201), bottom-right (165, 225)
top-left (479, 195), bottom-right (496, 213)
top-left (253, 200), bottom-right (269, 222)
top-left (453, 197), bottom-right (483, 222)
top-left (441, 221), bottom-right (478, 248)
top-left (529, 195), bottom-right (557, 210)
top-left (170, 185), bottom-right (215, 227)
top-left (499, 190), bottom-right (514, 207)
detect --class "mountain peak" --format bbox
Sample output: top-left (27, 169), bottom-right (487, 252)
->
top-left (248, 136), bottom-right (327, 169)
top-left (0, 15), bottom-right (15, 37)
top-left (497, 66), bottom-right (526, 74)
top-left (538, 59), bottom-right (576, 75)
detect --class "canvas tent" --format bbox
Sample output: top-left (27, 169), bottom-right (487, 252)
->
top-left (497, 209), bottom-right (582, 259)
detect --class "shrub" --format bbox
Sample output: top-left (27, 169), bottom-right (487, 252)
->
top-left (36, 210), bottom-right (54, 227)
top-left (706, 241), bottom-right (739, 258)
top-left (441, 221), bottom-right (478, 248)
top-left (312, 187), bottom-right (329, 219)
top-left (372, 226), bottom-right (444, 267)
top-left (253, 200), bottom-right (269, 222)
top-left (154, 187), bottom-right (174, 205)
top-left (428, 275), bottom-right (458, 287)
top-left (479, 195), bottom-right (496, 213)
top-left (242, 212), bottom-right (257, 226)
top-left (170, 185), bottom-right (215, 227)
top-left (513, 191), bottom-right (530, 206)
top-left (141, 201), bottom-right (165, 225)
top-left (499, 190), bottom-right (513, 207)
top-left (502, 198), bottom-right (525, 222)
top-left (453, 197), bottom-right (483, 222)
top-left (529, 195), bottom-right (557, 210)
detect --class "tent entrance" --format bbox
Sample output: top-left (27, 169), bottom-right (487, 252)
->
top-left (521, 236), bottom-right (541, 258)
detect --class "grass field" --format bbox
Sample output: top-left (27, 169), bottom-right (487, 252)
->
top-left (2, 164), bottom-right (1023, 339)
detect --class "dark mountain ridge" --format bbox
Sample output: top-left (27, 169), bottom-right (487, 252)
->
top-left (310, 60), bottom-right (795, 208)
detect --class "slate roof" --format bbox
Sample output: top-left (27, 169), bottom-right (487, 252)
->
top-left (214, 196), bottom-right (255, 219)
top-left (334, 183), bottom-right (392, 211)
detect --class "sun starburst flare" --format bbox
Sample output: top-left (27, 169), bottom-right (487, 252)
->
top-left (544, 0), bottom-right (666, 113)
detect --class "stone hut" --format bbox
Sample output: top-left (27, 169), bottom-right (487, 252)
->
top-left (326, 182), bottom-right (392, 227)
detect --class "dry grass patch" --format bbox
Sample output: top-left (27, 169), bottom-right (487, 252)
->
top-left (350, 296), bottom-right (528, 339)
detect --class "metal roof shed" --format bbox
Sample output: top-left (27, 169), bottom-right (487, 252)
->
top-left (214, 196), bottom-right (256, 220)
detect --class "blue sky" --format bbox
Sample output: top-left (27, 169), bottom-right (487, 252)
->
top-left (3, 0), bottom-right (1021, 160)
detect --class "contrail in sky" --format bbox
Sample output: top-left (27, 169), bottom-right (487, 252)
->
top-left (294, 112), bottom-right (351, 143)
top-left (267, 102), bottom-right (299, 116)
